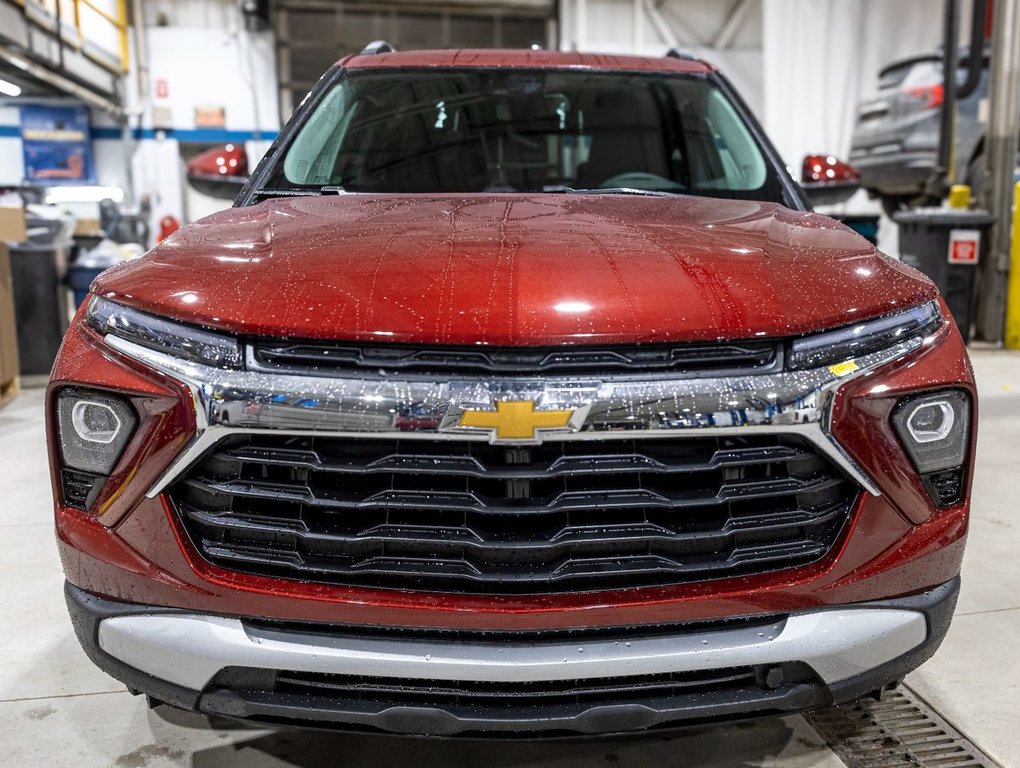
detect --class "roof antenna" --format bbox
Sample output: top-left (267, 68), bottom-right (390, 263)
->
top-left (361, 40), bottom-right (396, 55)
top-left (665, 48), bottom-right (696, 61)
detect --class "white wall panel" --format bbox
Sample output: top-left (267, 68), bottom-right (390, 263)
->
top-left (141, 26), bottom-right (278, 135)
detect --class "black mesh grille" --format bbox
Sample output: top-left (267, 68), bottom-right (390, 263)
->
top-left (271, 667), bottom-right (766, 709)
top-left (61, 469), bottom-right (104, 510)
top-left (169, 433), bottom-right (856, 594)
top-left (203, 661), bottom-right (826, 734)
top-left (251, 339), bottom-right (779, 377)
top-left (923, 468), bottom-right (965, 507)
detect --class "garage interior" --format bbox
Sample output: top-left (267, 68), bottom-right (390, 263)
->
top-left (0, 0), bottom-right (1018, 766)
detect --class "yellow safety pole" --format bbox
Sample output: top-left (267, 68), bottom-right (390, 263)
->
top-left (115, 0), bottom-right (129, 73)
top-left (1004, 182), bottom-right (1020, 348)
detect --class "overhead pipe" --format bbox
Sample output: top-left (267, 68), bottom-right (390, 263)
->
top-left (927, 0), bottom-right (987, 198)
top-left (926, 0), bottom-right (960, 198)
top-left (957, 0), bottom-right (987, 100)
top-left (131, 0), bottom-right (149, 114)
top-left (116, 0), bottom-right (151, 209)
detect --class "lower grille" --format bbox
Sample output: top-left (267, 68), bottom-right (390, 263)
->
top-left (169, 434), bottom-right (856, 594)
top-left (202, 661), bottom-right (826, 735)
top-left (275, 668), bottom-right (763, 708)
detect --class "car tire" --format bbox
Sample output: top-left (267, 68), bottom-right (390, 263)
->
top-left (965, 152), bottom-right (985, 202)
top-left (879, 195), bottom-right (914, 219)
top-left (879, 192), bottom-right (941, 219)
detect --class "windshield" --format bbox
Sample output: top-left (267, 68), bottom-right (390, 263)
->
top-left (259, 68), bottom-right (788, 202)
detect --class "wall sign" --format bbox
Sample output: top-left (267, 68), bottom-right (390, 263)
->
top-left (194, 105), bottom-right (226, 128)
top-left (20, 105), bottom-right (95, 184)
top-left (948, 229), bottom-right (980, 265)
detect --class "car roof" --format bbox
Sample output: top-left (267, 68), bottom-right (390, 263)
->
top-left (338, 48), bottom-right (715, 75)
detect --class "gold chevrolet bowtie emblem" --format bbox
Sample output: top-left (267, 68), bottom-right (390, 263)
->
top-left (458, 400), bottom-right (574, 441)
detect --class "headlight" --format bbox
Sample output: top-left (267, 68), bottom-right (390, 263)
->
top-left (787, 301), bottom-right (941, 371)
top-left (86, 296), bottom-right (241, 369)
top-left (892, 389), bottom-right (971, 507)
top-left (56, 388), bottom-right (138, 510)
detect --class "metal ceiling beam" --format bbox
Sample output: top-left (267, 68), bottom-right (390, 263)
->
top-left (644, 0), bottom-right (679, 47)
top-left (0, 43), bottom-right (124, 119)
top-left (648, 0), bottom-right (704, 46)
top-left (714, 0), bottom-right (753, 49)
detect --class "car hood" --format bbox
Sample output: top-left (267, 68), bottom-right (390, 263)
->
top-left (94, 194), bottom-right (936, 345)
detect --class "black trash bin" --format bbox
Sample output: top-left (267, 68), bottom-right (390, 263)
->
top-left (832, 213), bottom-right (880, 245)
top-left (67, 263), bottom-right (108, 309)
top-left (894, 208), bottom-right (994, 340)
top-left (9, 243), bottom-right (70, 378)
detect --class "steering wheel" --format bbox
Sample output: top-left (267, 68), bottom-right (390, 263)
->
top-left (598, 172), bottom-right (685, 191)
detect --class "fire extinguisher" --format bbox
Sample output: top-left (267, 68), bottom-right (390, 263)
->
top-left (157, 215), bottom-right (181, 242)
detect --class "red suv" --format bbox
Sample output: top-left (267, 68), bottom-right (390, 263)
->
top-left (49, 48), bottom-right (974, 736)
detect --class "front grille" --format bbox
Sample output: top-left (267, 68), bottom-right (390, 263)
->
top-left (169, 434), bottom-right (856, 594)
top-left (250, 339), bottom-right (780, 377)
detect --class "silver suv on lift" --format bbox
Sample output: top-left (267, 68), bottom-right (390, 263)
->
top-left (849, 48), bottom-right (988, 217)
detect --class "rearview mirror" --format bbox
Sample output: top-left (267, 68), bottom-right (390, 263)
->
top-left (800, 154), bottom-right (861, 207)
top-left (186, 144), bottom-right (249, 200)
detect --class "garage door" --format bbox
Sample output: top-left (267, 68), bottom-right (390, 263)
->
top-left (274, 0), bottom-right (555, 118)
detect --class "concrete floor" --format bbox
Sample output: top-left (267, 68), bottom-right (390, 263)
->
top-left (1, 350), bottom-right (1018, 767)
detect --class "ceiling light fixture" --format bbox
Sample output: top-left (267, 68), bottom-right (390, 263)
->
top-left (0, 77), bottom-right (22, 97)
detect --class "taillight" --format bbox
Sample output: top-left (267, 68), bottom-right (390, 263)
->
top-left (902, 82), bottom-right (944, 110)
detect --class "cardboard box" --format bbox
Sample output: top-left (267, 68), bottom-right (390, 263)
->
top-left (0, 206), bottom-right (27, 243)
top-left (0, 244), bottom-right (20, 389)
top-left (73, 217), bottom-right (103, 237)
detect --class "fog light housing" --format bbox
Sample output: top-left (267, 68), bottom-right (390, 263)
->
top-left (70, 400), bottom-right (123, 444)
top-left (56, 389), bottom-right (137, 509)
top-left (892, 390), bottom-right (971, 506)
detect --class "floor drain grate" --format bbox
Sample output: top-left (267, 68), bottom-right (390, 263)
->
top-left (805, 686), bottom-right (1003, 768)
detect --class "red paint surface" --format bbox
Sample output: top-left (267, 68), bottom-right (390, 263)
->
top-left (337, 49), bottom-right (715, 74)
top-left (93, 195), bottom-right (937, 345)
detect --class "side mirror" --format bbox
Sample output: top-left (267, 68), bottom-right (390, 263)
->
top-left (186, 144), bottom-right (249, 200)
top-left (800, 154), bottom-right (861, 207)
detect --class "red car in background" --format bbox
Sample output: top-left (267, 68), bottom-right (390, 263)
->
top-left (49, 48), bottom-right (974, 736)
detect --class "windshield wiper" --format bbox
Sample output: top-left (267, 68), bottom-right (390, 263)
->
top-left (253, 188), bottom-right (323, 199)
top-left (543, 186), bottom-right (679, 197)
top-left (252, 185), bottom-right (352, 200)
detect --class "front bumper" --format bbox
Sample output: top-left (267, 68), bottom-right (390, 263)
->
top-left (848, 148), bottom-right (936, 195)
top-left (67, 578), bottom-right (959, 736)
